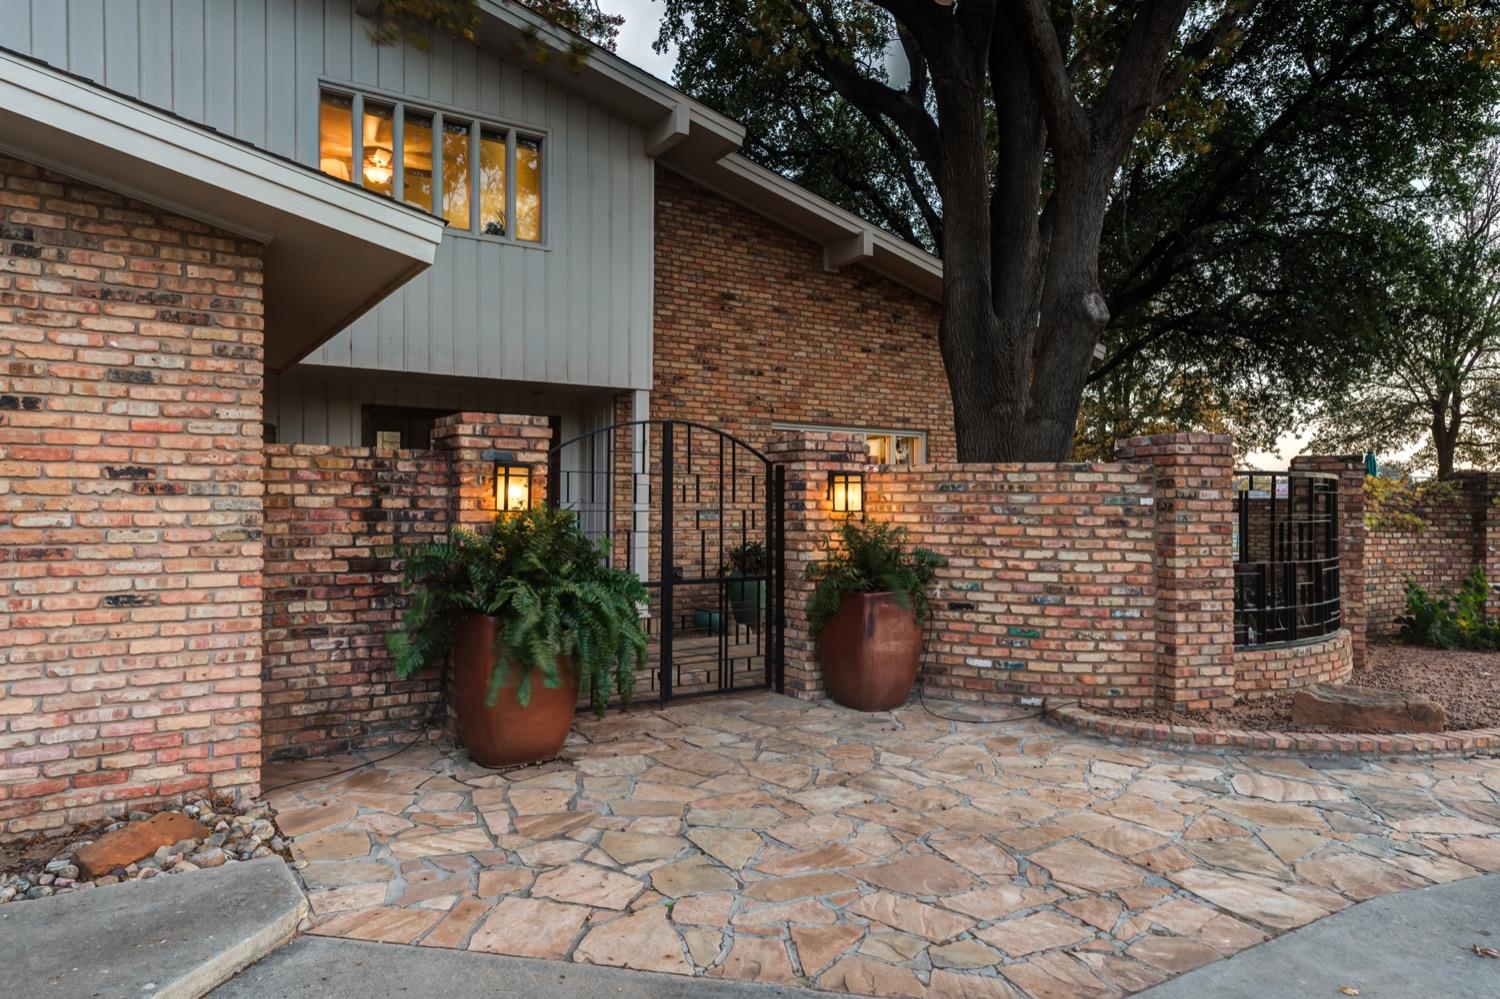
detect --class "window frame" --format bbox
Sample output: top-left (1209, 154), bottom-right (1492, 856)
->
top-left (318, 80), bottom-right (549, 248)
top-left (771, 422), bottom-right (928, 466)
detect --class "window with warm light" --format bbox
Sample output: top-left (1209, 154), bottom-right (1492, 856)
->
top-left (317, 87), bottom-right (544, 243)
top-left (772, 423), bottom-right (927, 466)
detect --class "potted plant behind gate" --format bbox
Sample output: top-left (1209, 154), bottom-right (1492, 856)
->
top-left (387, 507), bottom-right (648, 767)
top-left (723, 541), bottom-right (767, 628)
top-left (807, 521), bottom-right (946, 711)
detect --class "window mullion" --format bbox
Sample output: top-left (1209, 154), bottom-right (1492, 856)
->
top-left (506, 128), bottom-right (517, 243)
top-left (393, 103), bottom-right (405, 203)
top-left (470, 117), bottom-right (481, 234)
top-left (432, 111), bottom-right (444, 224)
top-left (351, 92), bottom-right (364, 189)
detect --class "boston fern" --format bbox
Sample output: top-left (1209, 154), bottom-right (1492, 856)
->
top-left (806, 521), bottom-right (946, 635)
top-left (386, 507), bottom-right (648, 716)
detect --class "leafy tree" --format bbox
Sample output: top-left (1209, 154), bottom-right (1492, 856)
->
top-left (657, 1), bottom-right (1500, 460)
top-left (1310, 140), bottom-right (1500, 477)
top-left (370, 0), bottom-right (623, 55)
top-left (1092, 1), bottom-right (1500, 458)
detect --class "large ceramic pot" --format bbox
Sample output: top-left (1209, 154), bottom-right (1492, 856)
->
top-left (453, 614), bottom-right (578, 767)
top-left (727, 578), bottom-right (766, 628)
top-left (817, 592), bottom-right (922, 712)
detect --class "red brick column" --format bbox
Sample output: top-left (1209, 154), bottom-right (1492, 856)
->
top-left (766, 430), bottom-right (869, 700)
top-left (1116, 433), bottom-right (1236, 710)
top-left (431, 412), bottom-right (552, 525)
top-left (1291, 454), bottom-right (1367, 670)
top-left (0, 157), bottom-right (265, 836)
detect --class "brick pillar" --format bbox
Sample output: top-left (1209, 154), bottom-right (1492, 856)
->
top-left (766, 430), bottom-right (869, 701)
top-left (431, 412), bottom-right (552, 524)
top-left (1291, 454), bottom-right (1367, 670)
top-left (1116, 433), bottom-right (1236, 710)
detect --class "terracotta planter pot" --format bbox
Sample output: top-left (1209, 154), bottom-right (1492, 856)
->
top-left (817, 592), bottom-right (922, 712)
top-left (452, 614), bottom-right (578, 767)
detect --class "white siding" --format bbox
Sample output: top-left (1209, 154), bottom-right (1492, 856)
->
top-left (11, 0), bottom-right (653, 390)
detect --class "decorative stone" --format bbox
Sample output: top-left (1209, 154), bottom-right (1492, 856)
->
top-left (598, 832), bottom-right (685, 865)
top-left (930, 938), bottom-right (1003, 970)
top-left (851, 856), bottom-right (976, 897)
top-left (574, 907), bottom-right (692, 975)
top-left (532, 863), bottom-right (644, 910)
top-left (1027, 840), bottom-right (1147, 893)
top-left (1290, 683), bottom-right (1446, 733)
top-left (652, 858), bottom-right (739, 897)
top-left (791, 923), bottom-right (864, 975)
top-left (743, 873), bottom-right (861, 906)
top-left (976, 911), bottom-right (1093, 957)
top-left (468, 897), bottom-right (588, 958)
top-left (687, 828), bottom-right (763, 870)
top-left (75, 813), bottom-right (211, 878)
top-left (709, 936), bottom-right (799, 984)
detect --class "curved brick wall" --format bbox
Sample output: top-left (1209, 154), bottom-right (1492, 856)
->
top-left (1233, 630), bottom-right (1352, 700)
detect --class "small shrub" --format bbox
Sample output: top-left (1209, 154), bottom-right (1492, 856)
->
top-left (722, 541), bottom-right (766, 577)
top-left (806, 521), bottom-right (946, 635)
top-left (1397, 567), bottom-right (1500, 650)
top-left (1363, 475), bottom-right (1456, 532)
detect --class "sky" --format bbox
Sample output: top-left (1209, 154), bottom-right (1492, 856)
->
top-left (605, 0), bottom-right (677, 81)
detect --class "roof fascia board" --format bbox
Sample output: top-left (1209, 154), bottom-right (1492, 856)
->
top-left (0, 51), bottom-right (442, 261)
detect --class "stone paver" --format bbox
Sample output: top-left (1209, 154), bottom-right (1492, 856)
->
top-left (264, 692), bottom-right (1500, 997)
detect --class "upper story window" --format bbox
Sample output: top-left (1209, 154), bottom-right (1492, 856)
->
top-left (318, 87), bottom-right (543, 243)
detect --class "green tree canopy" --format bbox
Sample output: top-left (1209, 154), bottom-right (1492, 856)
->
top-left (656, 1), bottom-right (1500, 458)
top-left (1310, 138), bottom-right (1500, 476)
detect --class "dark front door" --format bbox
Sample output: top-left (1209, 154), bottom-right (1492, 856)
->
top-left (548, 420), bottom-right (784, 705)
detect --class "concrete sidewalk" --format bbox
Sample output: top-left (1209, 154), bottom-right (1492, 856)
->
top-left (1137, 873), bottom-right (1500, 999)
top-left (0, 857), bottom-right (304, 999)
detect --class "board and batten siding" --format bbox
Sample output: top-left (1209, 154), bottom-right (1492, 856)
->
top-left (1, 0), bottom-right (653, 390)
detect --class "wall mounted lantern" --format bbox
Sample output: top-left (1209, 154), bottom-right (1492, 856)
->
top-left (827, 470), bottom-right (864, 516)
top-left (495, 463), bottom-right (533, 516)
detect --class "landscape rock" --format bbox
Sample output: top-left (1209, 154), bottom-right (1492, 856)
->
top-left (1291, 683), bottom-right (1446, 733)
top-left (75, 812), bottom-right (211, 878)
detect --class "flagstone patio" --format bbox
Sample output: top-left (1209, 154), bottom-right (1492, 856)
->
top-left (262, 693), bottom-right (1500, 998)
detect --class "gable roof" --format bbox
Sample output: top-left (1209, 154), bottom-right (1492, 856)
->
top-left (461, 0), bottom-right (943, 302)
top-left (0, 47), bottom-right (448, 372)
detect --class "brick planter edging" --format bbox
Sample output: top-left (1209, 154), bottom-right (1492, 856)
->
top-left (1049, 703), bottom-right (1500, 756)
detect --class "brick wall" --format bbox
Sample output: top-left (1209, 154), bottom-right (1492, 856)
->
top-left (653, 167), bottom-right (952, 458)
top-left (0, 156), bottom-right (264, 837)
top-left (261, 446), bottom-right (449, 758)
top-left (1364, 473), bottom-right (1500, 635)
top-left (260, 414), bottom-right (550, 760)
top-left (1233, 630), bottom-right (1352, 699)
top-left (866, 462), bottom-right (1159, 707)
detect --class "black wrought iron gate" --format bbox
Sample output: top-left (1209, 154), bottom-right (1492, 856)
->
top-left (548, 420), bottom-right (785, 706)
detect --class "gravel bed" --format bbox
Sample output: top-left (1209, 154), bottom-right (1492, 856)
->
top-left (0, 795), bottom-right (291, 905)
top-left (1101, 643), bottom-right (1500, 732)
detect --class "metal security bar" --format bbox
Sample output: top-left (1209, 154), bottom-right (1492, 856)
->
top-left (1233, 470), bottom-right (1341, 646)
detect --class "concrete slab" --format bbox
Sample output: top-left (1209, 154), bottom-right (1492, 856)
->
top-left (0, 857), bottom-right (305, 999)
top-left (212, 936), bottom-right (851, 998)
top-left (1136, 873), bottom-right (1500, 999)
